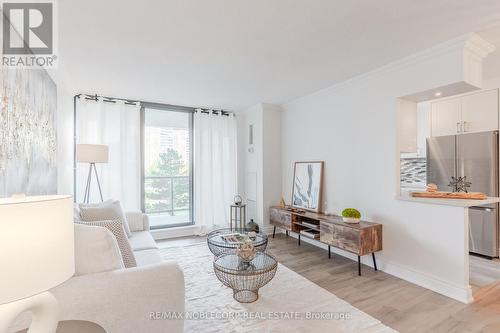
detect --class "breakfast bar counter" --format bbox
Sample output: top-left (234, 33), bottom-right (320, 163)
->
top-left (395, 193), bottom-right (500, 303)
top-left (396, 195), bottom-right (500, 207)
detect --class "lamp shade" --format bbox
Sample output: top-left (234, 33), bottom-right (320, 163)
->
top-left (76, 144), bottom-right (109, 163)
top-left (0, 195), bottom-right (75, 305)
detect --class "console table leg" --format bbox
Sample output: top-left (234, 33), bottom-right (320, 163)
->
top-left (372, 253), bottom-right (378, 271)
top-left (298, 234), bottom-right (301, 246)
top-left (328, 245), bottom-right (331, 259)
top-left (272, 226), bottom-right (276, 238)
top-left (358, 256), bottom-right (361, 276)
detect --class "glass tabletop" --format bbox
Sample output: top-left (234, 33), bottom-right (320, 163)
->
top-left (207, 228), bottom-right (268, 248)
top-left (214, 252), bottom-right (277, 275)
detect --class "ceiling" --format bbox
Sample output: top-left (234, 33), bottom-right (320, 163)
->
top-left (57, 0), bottom-right (500, 111)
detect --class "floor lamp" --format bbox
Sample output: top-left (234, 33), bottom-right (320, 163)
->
top-left (76, 144), bottom-right (109, 203)
top-left (0, 195), bottom-right (74, 333)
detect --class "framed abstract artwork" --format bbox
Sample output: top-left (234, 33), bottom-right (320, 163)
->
top-left (291, 161), bottom-right (324, 212)
top-left (0, 67), bottom-right (57, 197)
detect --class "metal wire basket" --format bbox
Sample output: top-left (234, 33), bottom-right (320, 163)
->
top-left (213, 252), bottom-right (278, 303)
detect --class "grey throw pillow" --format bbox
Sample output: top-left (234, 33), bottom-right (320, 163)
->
top-left (79, 200), bottom-right (132, 237)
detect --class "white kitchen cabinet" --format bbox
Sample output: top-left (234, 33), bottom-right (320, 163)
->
top-left (431, 89), bottom-right (499, 137)
top-left (431, 98), bottom-right (461, 137)
top-left (397, 99), bottom-right (417, 153)
top-left (461, 89), bottom-right (498, 134)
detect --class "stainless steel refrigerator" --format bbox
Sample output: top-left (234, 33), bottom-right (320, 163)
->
top-left (427, 131), bottom-right (499, 258)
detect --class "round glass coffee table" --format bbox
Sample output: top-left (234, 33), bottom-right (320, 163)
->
top-left (207, 228), bottom-right (268, 256)
top-left (213, 252), bottom-right (278, 303)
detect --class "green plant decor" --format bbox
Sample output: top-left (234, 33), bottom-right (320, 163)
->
top-left (341, 208), bottom-right (361, 219)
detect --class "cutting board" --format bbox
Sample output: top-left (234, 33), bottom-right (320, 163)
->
top-left (411, 191), bottom-right (487, 200)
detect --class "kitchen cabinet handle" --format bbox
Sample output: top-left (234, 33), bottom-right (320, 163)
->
top-left (456, 122), bottom-right (461, 133)
top-left (463, 121), bottom-right (467, 132)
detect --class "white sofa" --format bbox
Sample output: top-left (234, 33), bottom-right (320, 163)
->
top-left (9, 212), bottom-right (185, 333)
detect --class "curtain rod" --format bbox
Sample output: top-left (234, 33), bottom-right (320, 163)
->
top-left (75, 93), bottom-right (233, 116)
top-left (75, 93), bottom-right (140, 106)
top-left (194, 109), bottom-right (232, 117)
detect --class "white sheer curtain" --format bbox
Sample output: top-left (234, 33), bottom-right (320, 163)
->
top-left (194, 111), bottom-right (238, 235)
top-left (76, 98), bottom-right (141, 211)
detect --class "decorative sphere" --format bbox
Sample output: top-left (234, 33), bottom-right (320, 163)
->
top-left (236, 240), bottom-right (256, 262)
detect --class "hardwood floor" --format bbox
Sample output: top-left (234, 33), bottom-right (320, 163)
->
top-left (159, 234), bottom-right (500, 333)
top-left (469, 255), bottom-right (500, 288)
top-left (267, 235), bottom-right (500, 333)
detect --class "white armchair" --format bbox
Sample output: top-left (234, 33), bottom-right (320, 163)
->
top-left (50, 261), bottom-right (185, 333)
top-left (9, 212), bottom-right (185, 333)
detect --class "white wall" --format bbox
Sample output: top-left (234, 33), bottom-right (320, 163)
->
top-left (238, 104), bottom-right (263, 224)
top-left (262, 104), bottom-right (282, 230)
top-left (238, 103), bottom-right (282, 231)
top-left (280, 37), bottom-right (484, 302)
top-left (483, 76), bottom-right (500, 90)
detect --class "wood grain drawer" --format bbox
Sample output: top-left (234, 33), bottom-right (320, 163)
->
top-left (270, 208), bottom-right (292, 230)
top-left (320, 221), bottom-right (360, 254)
top-left (320, 221), bottom-right (382, 255)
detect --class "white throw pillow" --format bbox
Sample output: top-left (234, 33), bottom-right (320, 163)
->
top-left (76, 219), bottom-right (137, 268)
top-left (74, 224), bottom-right (125, 276)
top-left (78, 199), bottom-right (113, 208)
top-left (79, 200), bottom-right (132, 237)
top-left (126, 211), bottom-right (147, 232)
top-left (73, 203), bottom-right (82, 222)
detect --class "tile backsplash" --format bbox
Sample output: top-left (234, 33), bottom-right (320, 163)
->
top-left (400, 158), bottom-right (426, 188)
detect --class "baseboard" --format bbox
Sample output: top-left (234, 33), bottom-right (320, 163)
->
top-left (284, 232), bottom-right (473, 304)
top-left (380, 259), bottom-right (473, 304)
top-left (151, 225), bottom-right (198, 240)
top-left (261, 225), bottom-right (277, 235)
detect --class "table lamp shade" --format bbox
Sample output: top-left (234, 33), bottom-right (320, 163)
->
top-left (76, 144), bottom-right (109, 163)
top-left (0, 195), bottom-right (75, 305)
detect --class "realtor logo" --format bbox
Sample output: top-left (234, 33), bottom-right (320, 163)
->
top-left (1, 1), bottom-right (57, 67)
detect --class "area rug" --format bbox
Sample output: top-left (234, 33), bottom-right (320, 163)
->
top-left (161, 243), bottom-right (397, 333)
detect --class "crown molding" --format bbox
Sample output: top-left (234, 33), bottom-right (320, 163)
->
top-left (285, 33), bottom-right (495, 106)
top-left (463, 33), bottom-right (496, 59)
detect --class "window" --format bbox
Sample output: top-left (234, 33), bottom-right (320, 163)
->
top-left (142, 107), bottom-right (193, 228)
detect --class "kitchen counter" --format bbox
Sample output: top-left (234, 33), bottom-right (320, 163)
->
top-left (395, 192), bottom-right (500, 304)
top-left (396, 195), bottom-right (500, 207)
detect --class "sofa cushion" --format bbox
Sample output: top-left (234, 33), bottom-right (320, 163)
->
top-left (129, 231), bottom-right (158, 251)
top-left (79, 200), bottom-right (132, 237)
top-left (134, 249), bottom-right (163, 266)
top-left (73, 203), bottom-right (82, 222)
top-left (126, 211), bottom-right (149, 232)
top-left (77, 219), bottom-right (137, 268)
top-left (74, 224), bottom-right (125, 276)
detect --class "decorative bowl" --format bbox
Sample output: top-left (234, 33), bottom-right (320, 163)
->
top-left (342, 217), bottom-right (361, 223)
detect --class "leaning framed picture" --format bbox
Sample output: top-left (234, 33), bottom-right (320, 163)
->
top-left (291, 161), bottom-right (324, 213)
